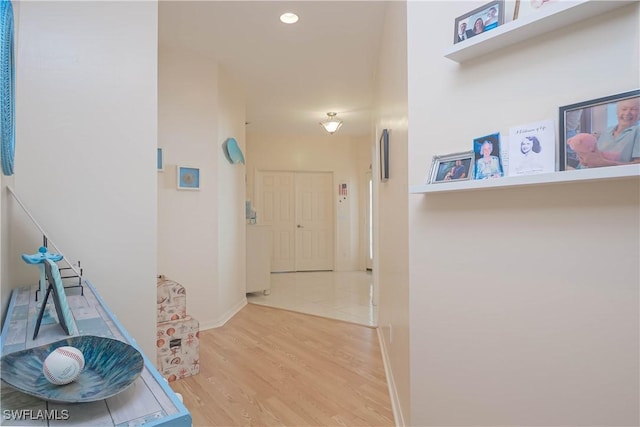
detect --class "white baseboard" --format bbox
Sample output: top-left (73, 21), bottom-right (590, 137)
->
top-left (377, 327), bottom-right (405, 427)
top-left (200, 297), bottom-right (247, 330)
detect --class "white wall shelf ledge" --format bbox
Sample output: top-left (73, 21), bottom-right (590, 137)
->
top-left (410, 164), bottom-right (640, 194)
top-left (444, 0), bottom-right (633, 63)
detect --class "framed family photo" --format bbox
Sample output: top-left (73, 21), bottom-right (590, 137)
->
top-left (454, 0), bottom-right (504, 44)
top-left (428, 151), bottom-right (474, 184)
top-left (559, 89), bottom-right (640, 171)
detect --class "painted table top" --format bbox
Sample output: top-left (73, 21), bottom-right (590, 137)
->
top-left (0, 281), bottom-right (191, 426)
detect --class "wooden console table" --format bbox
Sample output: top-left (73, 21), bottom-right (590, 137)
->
top-left (0, 281), bottom-right (192, 426)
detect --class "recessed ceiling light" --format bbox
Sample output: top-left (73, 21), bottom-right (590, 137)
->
top-left (280, 12), bottom-right (299, 24)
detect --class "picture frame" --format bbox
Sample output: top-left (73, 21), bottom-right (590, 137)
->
top-left (33, 259), bottom-right (76, 339)
top-left (508, 119), bottom-right (555, 176)
top-left (157, 148), bottom-right (164, 172)
top-left (380, 129), bottom-right (389, 182)
top-left (428, 151), bottom-right (474, 184)
top-left (454, 0), bottom-right (505, 44)
top-left (473, 132), bottom-right (504, 179)
top-left (504, 1), bottom-right (520, 23)
top-left (515, 0), bottom-right (556, 20)
top-left (176, 166), bottom-right (200, 190)
top-left (558, 89), bottom-right (640, 171)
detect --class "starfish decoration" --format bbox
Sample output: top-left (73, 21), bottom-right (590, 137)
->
top-left (21, 247), bottom-right (64, 299)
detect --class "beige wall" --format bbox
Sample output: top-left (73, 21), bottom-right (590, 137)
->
top-left (158, 47), bottom-right (247, 330)
top-left (408, 2), bottom-right (639, 425)
top-left (373, 1), bottom-right (410, 425)
top-left (0, 0), bottom-right (18, 324)
top-left (216, 66), bottom-right (248, 321)
top-left (246, 132), bottom-right (370, 271)
top-left (3, 1), bottom-right (158, 358)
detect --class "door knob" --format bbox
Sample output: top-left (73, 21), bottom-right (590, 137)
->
top-left (297, 224), bottom-right (304, 228)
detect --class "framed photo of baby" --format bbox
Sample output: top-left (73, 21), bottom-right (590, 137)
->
top-left (428, 151), bottom-right (474, 184)
top-left (453, 0), bottom-right (504, 44)
top-left (559, 89), bottom-right (640, 171)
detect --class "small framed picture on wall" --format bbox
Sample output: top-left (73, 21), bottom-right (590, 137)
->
top-left (176, 166), bottom-right (200, 190)
top-left (380, 129), bottom-right (390, 182)
top-left (157, 148), bottom-right (164, 172)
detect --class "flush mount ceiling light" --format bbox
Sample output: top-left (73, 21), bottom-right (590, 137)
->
top-left (320, 112), bottom-right (343, 135)
top-left (280, 12), bottom-right (299, 24)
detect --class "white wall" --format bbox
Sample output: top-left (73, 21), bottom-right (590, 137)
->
top-left (0, 0), bottom-right (19, 326)
top-left (158, 47), bottom-right (247, 330)
top-left (246, 132), bottom-right (370, 271)
top-left (408, 2), bottom-right (639, 425)
top-left (373, 2), bottom-right (410, 425)
top-left (4, 1), bottom-right (158, 358)
top-left (216, 66), bottom-right (248, 322)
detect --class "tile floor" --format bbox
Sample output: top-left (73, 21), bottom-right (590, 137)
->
top-left (246, 270), bottom-right (377, 326)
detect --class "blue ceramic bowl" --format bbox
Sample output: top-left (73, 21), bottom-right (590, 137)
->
top-left (0, 335), bottom-right (143, 403)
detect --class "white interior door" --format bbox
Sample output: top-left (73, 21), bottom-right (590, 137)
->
top-left (295, 172), bottom-right (334, 271)
top-left (256, 171), bottom-right (295, 272)
top-left (256, 170), bottom-right (334, 272)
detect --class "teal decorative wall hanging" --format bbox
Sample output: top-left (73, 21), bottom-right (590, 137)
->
top-left (223, 137), bottom-right (245, 164)
top-left (0, 0), bottom-right (15, 176)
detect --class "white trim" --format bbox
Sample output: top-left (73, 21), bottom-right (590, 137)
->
top-left (200, 297), bottom-right (247, 330)
top-left (377, 327), bottom-right (405, 427)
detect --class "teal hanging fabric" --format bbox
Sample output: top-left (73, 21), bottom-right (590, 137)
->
top-left (0, 0), bottom-right (14, 176)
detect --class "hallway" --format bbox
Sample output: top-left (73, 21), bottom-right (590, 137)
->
top-left (170, 303), bottom-right (394, 427)
top-left (246, 270), bottom-right (377, 326)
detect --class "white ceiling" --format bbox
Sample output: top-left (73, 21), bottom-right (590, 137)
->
top-left (158, 1), bottom-right (389, 137)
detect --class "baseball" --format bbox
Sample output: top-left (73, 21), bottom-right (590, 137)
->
top-left (42, 346), bottom-right (85, 385)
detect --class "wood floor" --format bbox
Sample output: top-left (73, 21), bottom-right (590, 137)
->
top-left (170, 304), bottom-right (394, 427)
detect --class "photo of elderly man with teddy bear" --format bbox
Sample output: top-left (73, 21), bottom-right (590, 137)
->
top-left (564, 93), bottom-right (640, 170)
